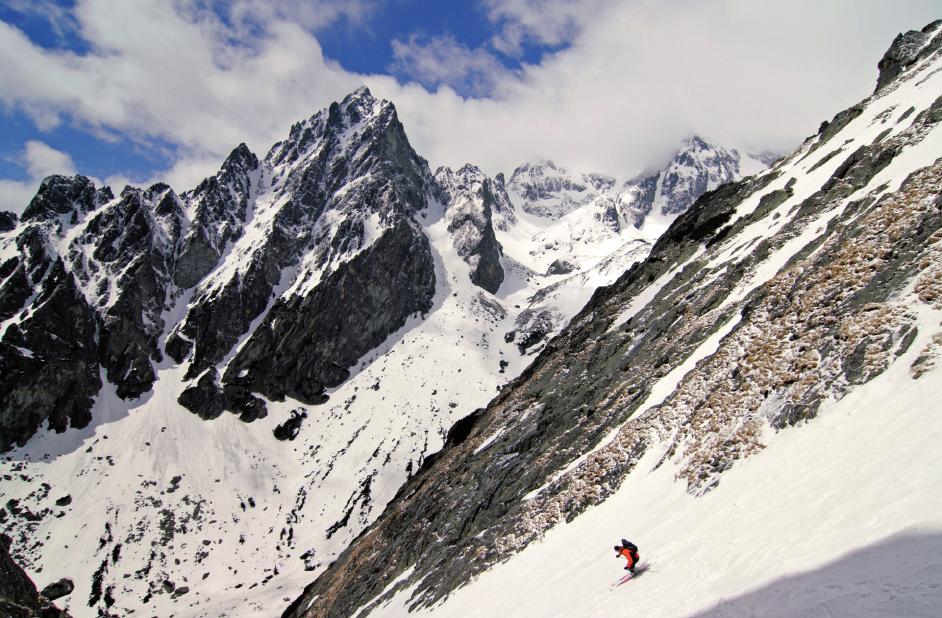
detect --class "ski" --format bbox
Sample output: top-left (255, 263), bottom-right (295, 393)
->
top-left (610, 573), bottom-right (633, 588)
top-left (610, 562), bottom-right (651, 589)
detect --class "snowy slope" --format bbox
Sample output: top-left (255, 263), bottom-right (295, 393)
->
top-left (0, 197), bottom-right (535, 618)
top-left (286, 21), bottom-right (942, 618)
top-left (366, 328), bottom-right (942, 618)
top-left (497, 137), bottom-right (767, 355)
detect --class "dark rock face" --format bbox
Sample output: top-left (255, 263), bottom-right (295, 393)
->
top-left (171, 87), bottom-right (437, 418)
top-left (435, 165), bottom-right (505, 293)
top-left (174, 145), bottom-right (258, 289)
top-left (165, 231), bottom-right (287, 379)
top-left (468, 224), bottom-right (503, 292)
top-left (545, 259), bottom-right (575, 276)
top-left (0, 212), bottom-right (17, 232)
top-left (875, 20), bottom-right (942, 92)
top-left (40, 578), bottom-right (73, 601)
top-left (177, 369), bottom-right (228, 421)
top-left (223, 220), bottom-right (435, 404)
top-left (169, 89), bottom-right (433, 379)
top-left (273, 409), bottom-right (307, 441)
top-left (0, 157), bottom-right (246, 449)
top-left (815, 104), bottom-right (865, 150)
top-left (1, 534), bottom-right (71, 617)
top-left (177, 368), bottom-right (266, 422)
top-left (0, 180), bottom-right (112, 455)
top-left (0, 259), bottom-right (100, 451)
top-left (20, 175), bottom-right (111, 225)
top-left (79, 187), bottom-right (184, 399)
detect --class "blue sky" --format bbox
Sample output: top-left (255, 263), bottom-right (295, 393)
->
top-left (317, 1), bottom-right (558, 75)
top-left (1, 1), bottom-right (939, 213)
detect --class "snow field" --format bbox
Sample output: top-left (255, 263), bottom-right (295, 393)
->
top-left (368, 301), bottom-right (942, 618)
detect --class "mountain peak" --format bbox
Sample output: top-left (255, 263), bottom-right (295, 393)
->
top-left (345, 85), bottom-right (374, 101)
top-left (20, 174), bottom-right (110, 223)
top-left (683, 134), bottom-right (712, 149)
top-left (875, 20), bottom-right (942, 92)
top-left (676, 135), bottom-right (734, 157)
top-left (266, 87), bottom-right (403, 172)
top-left (222, 142), bottom-right (258, 171)
top-left (334, 85), bottom-right (391, 125)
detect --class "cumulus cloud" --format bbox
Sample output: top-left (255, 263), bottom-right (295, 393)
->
top-left (0, 141), bottom-right (79, 214)
top-left (0, 0), bottom-right (939, 194)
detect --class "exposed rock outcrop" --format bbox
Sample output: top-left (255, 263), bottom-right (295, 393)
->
top-left (0, 257), bottom-right (100, 451)
top-left (875, 20), bottom-right (942, 92)
top-left (40, 578), bottom-right (73, 602)
top-left (435, 164), bottom-right (506, 293)
top-left (1, 534), bottom-right (70, 617)
top-left (223, 219), bottom-right (435, 404)
top-left (20, 175), bottom-right (111, 225)
top-left (0, 211), bottom-right (18, 232)
top-left (173, 143), bottom-right (259, 289)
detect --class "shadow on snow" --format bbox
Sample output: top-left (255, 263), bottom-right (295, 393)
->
top-left (689, 530), bottom-right (942, 618)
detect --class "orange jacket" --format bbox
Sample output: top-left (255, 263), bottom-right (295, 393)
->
top-left (618, 547), bottom-right (637, 568)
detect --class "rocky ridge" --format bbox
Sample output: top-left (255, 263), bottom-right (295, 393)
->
top-left (0, 87), bottom-right (442, 447)
top-left (170, 87), bottom-right (437, 411)
top-left (506, 137), bottom-right (766, 225)
top-left (496, 136), bottom-right (766, 356)
top-left (434, 164), bottom-right (511, 293)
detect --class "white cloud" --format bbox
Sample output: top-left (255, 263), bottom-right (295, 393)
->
top-left (376, 0), bottom-right (942, 177)
top-left (0, 180), bottom-right (37, 216)
top-left (391, 33), bottom-right (513, 97)
top-left (0, 0), bottom-right (940, 195)
top-left (482, 0), bottom-right (607, 56)
top-left (0, 141), bottom-right (79, 214)
top-left (23, 140), bottom-right (77, 179)
top-left (223, 0), bottom-right (379, 33)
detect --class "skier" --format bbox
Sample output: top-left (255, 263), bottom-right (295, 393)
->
top-left (614, 539), bottom-right (639, 573)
